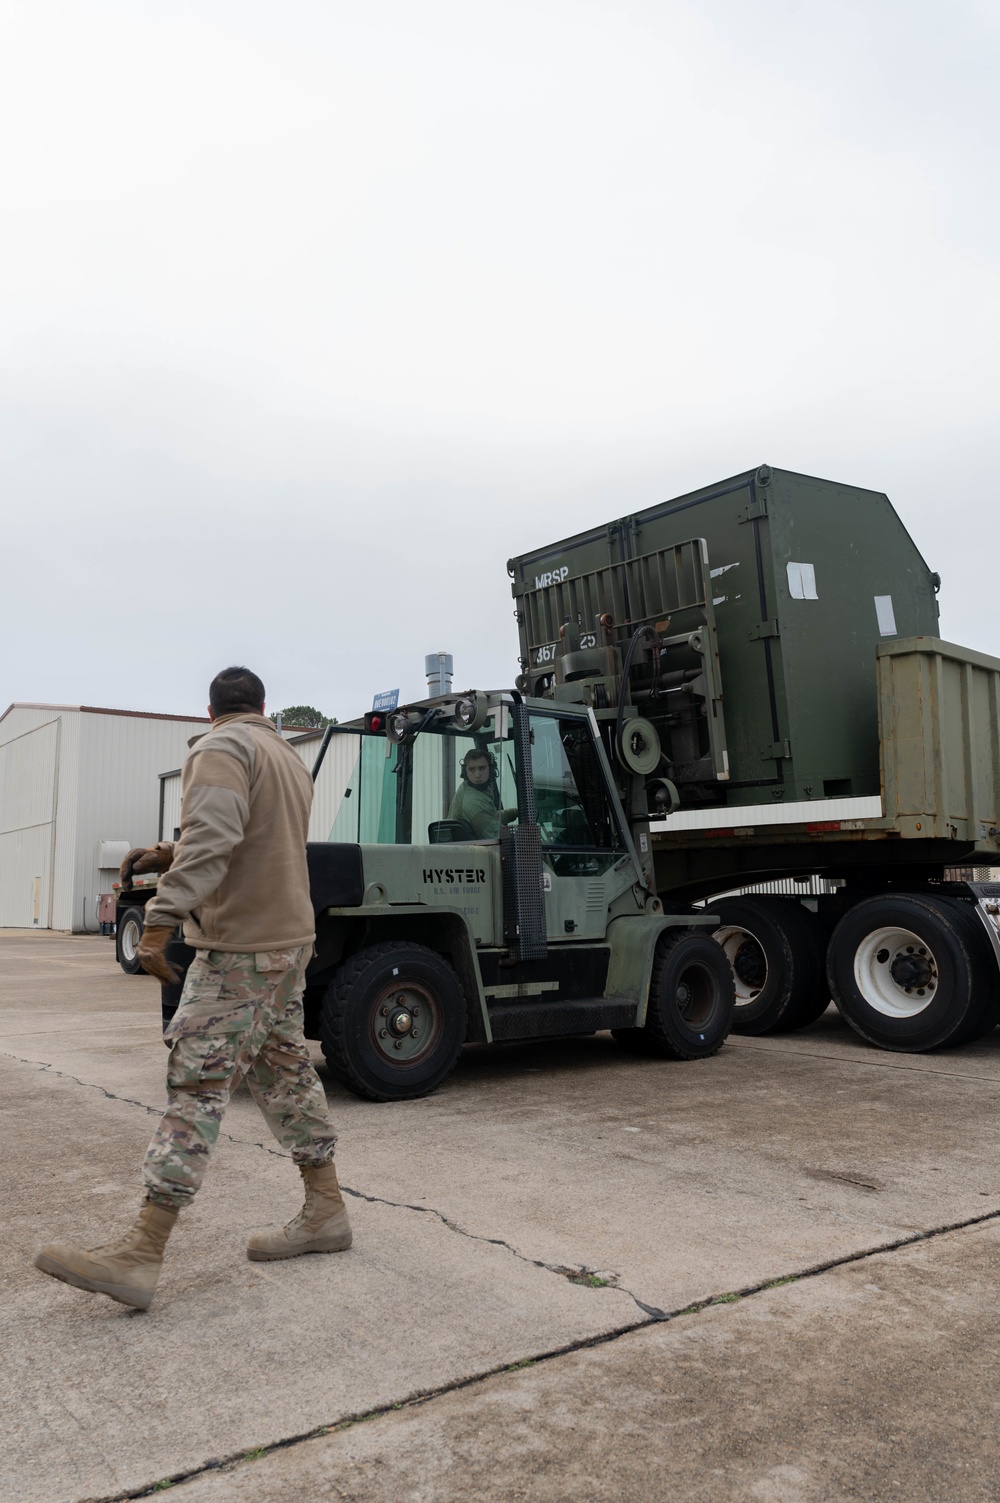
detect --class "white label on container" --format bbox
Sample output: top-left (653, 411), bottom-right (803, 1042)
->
top-left (875, 595), bottom-right (897, 636)
top-left (786, 562), bottom-right (818, 600)
top-left (710, 562), bottom-right (739, 578)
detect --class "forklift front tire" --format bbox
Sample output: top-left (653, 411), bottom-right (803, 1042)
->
top-left (320, 941), bottom-right (468, 1102)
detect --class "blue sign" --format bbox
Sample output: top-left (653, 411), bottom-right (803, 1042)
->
top-left (372, 689), bottom-right (399, 713)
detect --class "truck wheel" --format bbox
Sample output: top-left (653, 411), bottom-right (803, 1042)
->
top-left (117, 907), bottom-right (146, 976)
top-left (934, 899), bottom-right (1000, 1046)
top-left (613, 930), bottom-right (735, 1060)
top-left (828, 894), bottom-right (990, 1051)
top-left (712, 897), bottom-right (829, 1035)
top-left (320, 942), bottom-right (468, 1101)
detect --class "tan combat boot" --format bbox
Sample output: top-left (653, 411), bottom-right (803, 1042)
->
top-left (34, 1201), bottom-right (178, 1311)
top-left (247, 1162), bottom-right (352, 1261)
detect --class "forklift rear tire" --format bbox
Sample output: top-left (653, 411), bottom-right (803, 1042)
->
top-left (613, 929), bottom-right (735, 1060)
top-left (320, 941), bottom-right (468, 1101)
top-left (711, 897), bottom-right (829, 1035)
top-left (117, 907), bottom-right (146, 976)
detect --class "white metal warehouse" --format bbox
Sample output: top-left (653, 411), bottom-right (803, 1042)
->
top-left (158, 727), bottom-right (360, 845)
top-left (0, 703), bottom-right (208, 931)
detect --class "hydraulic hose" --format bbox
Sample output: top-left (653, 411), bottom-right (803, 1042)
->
top-left (615, 625), bottom-right (661, 771)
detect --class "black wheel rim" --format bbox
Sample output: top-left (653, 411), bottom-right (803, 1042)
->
top-left (368, 978), bottom-right (443, 1068)
top-left (674, 963), bottom-right (716, 1029)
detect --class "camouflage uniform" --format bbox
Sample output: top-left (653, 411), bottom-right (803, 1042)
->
top-left (143, 945), bottom-right (336, 1210)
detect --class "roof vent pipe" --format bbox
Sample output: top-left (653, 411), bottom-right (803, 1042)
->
top-left (425, 653), bottom-right (454, 698)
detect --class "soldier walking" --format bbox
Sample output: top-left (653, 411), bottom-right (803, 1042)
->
top-left (35, 667), bottom-right (350, 1310)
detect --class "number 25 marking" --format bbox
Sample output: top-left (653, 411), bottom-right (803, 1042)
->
top-left (535, 633), bottom-right (597, 664)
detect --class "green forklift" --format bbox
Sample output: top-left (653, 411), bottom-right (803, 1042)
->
top-left (299, 688), bottom-right (733, 1098)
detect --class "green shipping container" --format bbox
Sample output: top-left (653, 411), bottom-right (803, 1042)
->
top-left (509, 465), bottom-right (941, 809)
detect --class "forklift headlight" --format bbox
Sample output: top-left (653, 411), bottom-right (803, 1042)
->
top-left (455, 692), bottom-right (488, 732)
top-left (387, 712), bottom-right (415, 745)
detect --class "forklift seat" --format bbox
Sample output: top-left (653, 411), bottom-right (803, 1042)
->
top-left (428, 819), bottom-right (476, 843)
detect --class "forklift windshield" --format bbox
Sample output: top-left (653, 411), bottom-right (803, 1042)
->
top-left (326, 701), bottom-right (629, 874)
top-left (328, 711), bottom-right (517, 845)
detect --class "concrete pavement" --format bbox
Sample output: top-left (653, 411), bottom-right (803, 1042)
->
top-left (168, 1221), bottom-right (1000, 1503)
top-left (3, 933), bottom-right (1000, 1501)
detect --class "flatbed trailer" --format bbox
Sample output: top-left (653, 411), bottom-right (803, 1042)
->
top-left (650, 635), bottom-right (1000, 897)
top-left (507, 466), bottom-right (1000, 1050)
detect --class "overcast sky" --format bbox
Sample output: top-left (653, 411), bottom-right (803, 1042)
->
top-left (2, 0), bottom-right (998, 721)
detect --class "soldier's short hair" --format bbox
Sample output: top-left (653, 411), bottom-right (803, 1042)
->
top-left (209, 667), bottom-right (266, 717)
top-left (459, 747), bottom-right (497, 783)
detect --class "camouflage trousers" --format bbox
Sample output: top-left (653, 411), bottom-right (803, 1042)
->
top-left (142, 946), bottom-right (337, 1211)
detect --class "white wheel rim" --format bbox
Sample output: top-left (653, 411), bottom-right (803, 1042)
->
top-left (121, 920), bottom-right (140, 963)
top-left (714, 925), bottom-right (767, 1004)
top-left (853, 926), bottom-right (939, 1018)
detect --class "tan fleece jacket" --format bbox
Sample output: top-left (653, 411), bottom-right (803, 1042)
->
top-left (144, 713), bottom-right (315, 952)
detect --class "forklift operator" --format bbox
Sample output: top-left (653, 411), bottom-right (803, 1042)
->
top-left (448, 748), bottom-right (501, 837)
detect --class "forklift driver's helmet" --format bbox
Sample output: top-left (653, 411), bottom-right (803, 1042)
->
top-left (459, 747), bottom-right (498, 783)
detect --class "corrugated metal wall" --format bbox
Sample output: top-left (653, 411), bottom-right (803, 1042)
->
top-left (74, 713), bottom-right (206, 931)
top-left (0, 826), bottom-right (54, 926)
top-left (0, 718), bottom-right (59, 926)
top-left (158, 732), bottom-right (363, 845)
top-left (288, 732), bottom-right (362, 841)
top-left (0, 706), bottom-right (83, 929)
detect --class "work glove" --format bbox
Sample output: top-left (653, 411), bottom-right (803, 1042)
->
top-left (136, 926), bottom-right (182, 986)
top-left (119, 843), bottom-right (174, 887)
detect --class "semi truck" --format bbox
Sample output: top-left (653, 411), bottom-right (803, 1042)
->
top-left (117, 464), bottom-right (1000, 1098)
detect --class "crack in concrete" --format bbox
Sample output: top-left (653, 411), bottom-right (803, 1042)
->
top-left (806, 1167), bottom-right (883, 1192)
top-left (3, 1051), bottom-right (319, 1157)
top-left (84, 1204), bottom-right (1000, 1503)
top-left (6, 1051), bottom-right (623, 1292)
top-left (339, 1181), bottom-right (619, 1290)
top-left (2, 1052), bottom-right (166, 1118)
top-left (12, 1045), bottom-right (1000, 1325)
top-left (13, 1046), bottom-right (1000, 1499)
top-left (732, 1038), bottom-right (1000, 1083)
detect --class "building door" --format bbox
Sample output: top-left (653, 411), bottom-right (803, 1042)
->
top-left (0, 720), bottom-right (58, 927)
